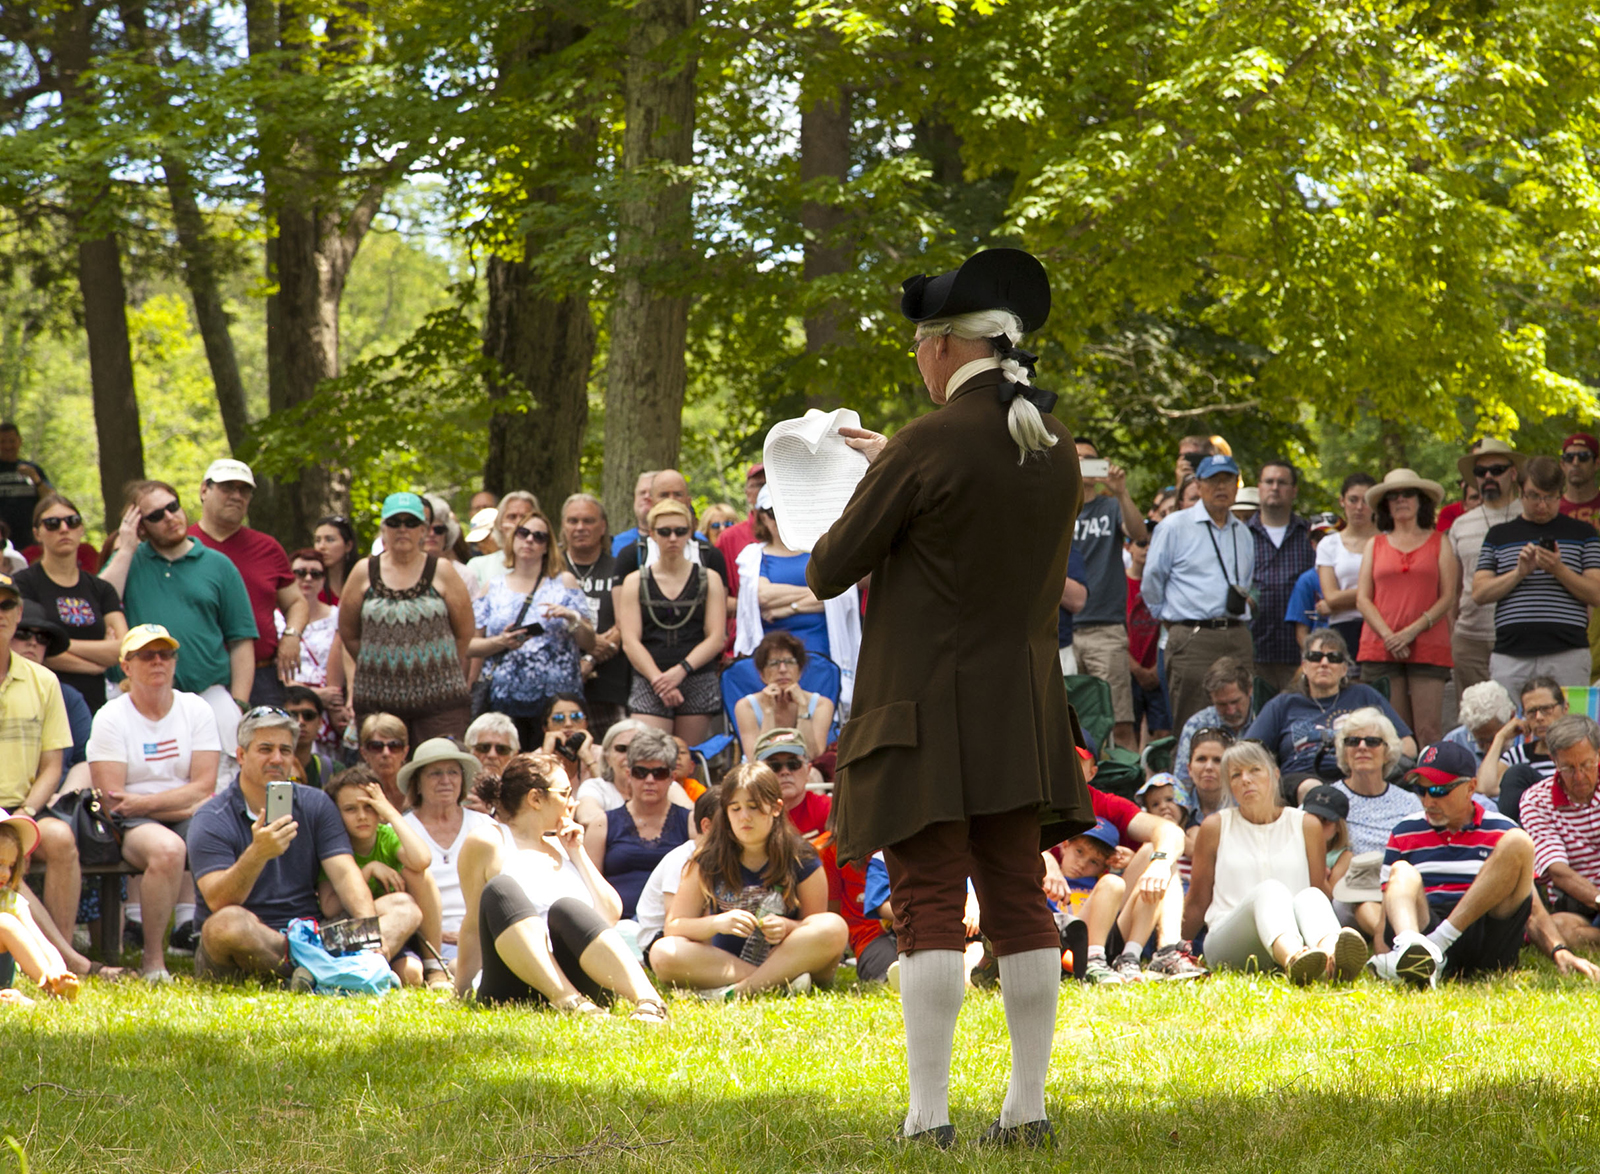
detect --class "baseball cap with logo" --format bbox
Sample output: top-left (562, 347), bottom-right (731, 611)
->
top-left (0, 573), bottom-right (19, 602)
top-left (1407, 740), bottom-right (1478, 788)
top-left (753, 727), bottom-right (807, 762)
top-left (203, 458), bottom-right (256, 487)
top-left (1196, 454), bottom-right (1240, 480)
top-left (120, 623), bottom-right (181, 658)
top-left (1076, 817), bottom-right (1121, 851)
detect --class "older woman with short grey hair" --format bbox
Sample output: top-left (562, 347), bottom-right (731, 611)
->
top-left (1183, 741), bottom-right (1367, 983)
top-left (465, 711), bottom-right (521, 779)
top-left (583, 726), bottom-right (691, 920)
top-left (1443, 681), bottom-right (1516, 767)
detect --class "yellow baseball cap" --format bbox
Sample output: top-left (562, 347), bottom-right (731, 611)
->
top-left (120, 623), bottom-right (181, 658)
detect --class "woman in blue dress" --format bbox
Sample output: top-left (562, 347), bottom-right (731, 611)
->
top-left (470, 507), bottom-right (596, 748)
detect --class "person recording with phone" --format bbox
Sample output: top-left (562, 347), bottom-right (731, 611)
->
top-left (187, 706), bottom-right (421, 983)
top-left (468, 506), bottom-right (595, 750)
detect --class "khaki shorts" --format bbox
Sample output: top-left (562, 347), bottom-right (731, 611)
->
top-left (1072, 623), bottom-right (1134, 724)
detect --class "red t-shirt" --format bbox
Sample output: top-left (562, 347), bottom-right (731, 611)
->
top-left (820, 840), bottom-right (883, 956)
top-left (717, 519), bottom-right (758, 596)
top-left (786, 789), bottom-right (832, 841)
top-left (1436, 501), bottom-right (1466, 532)
top-left (1049, 786), bottom-right (1140, 861)
top-left (1560, 490), bottom-right (1600, 534)
top-left (188, 523), bottom-right (294, 664)
top-left (1125, 573), bottom-right (1159, 667)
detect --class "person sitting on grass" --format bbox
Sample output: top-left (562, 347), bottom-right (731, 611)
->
top-left (0, 809), bottom-right (78, 1003)
top-left (356, 713), bottom-right (410, 811)
top-left (454, 752), bottom-right (666, 1021)
top-left (282, 685), bottom-right (333, 790)
top-left (1136, 773), bottom-right (1186, 828)
top-left (188, 707), bottom-right (423, 985)
top-left (1300, 784), bottom-right (1352, 893)
top-left (319, 765), bottom-right (449, 989)
top-left (1045, 818), bottom-right (1128, 984)
top-left (1182, 740), bottom-right (1369, 984)
top-left (752, 727), bottom-right (831, 848)
top-left (464, 711), bottom-right (520, 780)
top-left (1369, 740), bottom-right (1600, 987)
top-left (400, 737), bottom-right (497, 961)
top-left (584, 727), bottom-right (691, 923)
top-left (649, 761), bottom-right (848, 1000)
top-left (1476, 675), bottom-right (1568, 824)
top-left (1522, 716), bottom-right (1600, 951)
top-left (634, 787), bottom-right (719, 959)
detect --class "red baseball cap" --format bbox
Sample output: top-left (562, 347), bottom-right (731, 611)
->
top-left (1562, 433), bottom-right (1599, 457)
top-left (1075, 746), bottom-right (1094, 762)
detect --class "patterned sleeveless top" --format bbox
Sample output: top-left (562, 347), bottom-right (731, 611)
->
top-left (352, 554), bottom-right (469, 717)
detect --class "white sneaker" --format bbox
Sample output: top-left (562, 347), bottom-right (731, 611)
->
top-left (140, 968), bottom-right (173, 985)
top-left (886, 960), bottom-right (900, 994)
top-left (1389, 933), bottom-right (1441, 989)
top-left (786, 973), bottom-right (812, 996)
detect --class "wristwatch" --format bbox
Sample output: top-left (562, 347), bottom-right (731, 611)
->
top-left (282, 627), bottom-right (301, 638)
top-left (20, 805), bottom-right (36, 818)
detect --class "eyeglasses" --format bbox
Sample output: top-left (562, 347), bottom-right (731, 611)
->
top-left (365, 739), bottom-right (406, 753)
top-left (473, 742), bottom-right (514, 756)
top-left (545, 787), bottom-right (574, 803)
top-left (242, 705), bottom-right (293, 722)
top-left (286, 708), bottom-right (321, 722)
top-left (1522, 490), bottom-right (1561, 506)
top-left (127, 646), bottom-right (176, 661)
top-left (765, 755), bottom-right (806, 773)
top-left (1472, 462), bottom-right (1513, 478)
top-left (1524, 702), bottom-right (1564, 719)
top-left (1418, 779), bottom-right (1470, 798)
top-left (142, 499), bottom-right (183, 525)
top-left (1342, 735), bottom-right (1385, 748)
top-left (384, 515), bottom-right (423, 529)
top-left (765, 657), bottom-right (800, 669)
top-left (630, 765), bottom-right (673, 781)
top-left (1303, 650), bottom-right (1347, 664)
top-left (514, 527), bottom-right (550, 543)
top-left (293, 567), bottom-right (325, 579)
top-left (1563, 451), bottom-right (1595, 464)
top-left (707, 521), bottom-right (729, 532)
top-left (13, 629), bottom-right (47, 644)
top-left (39, 514), bottom-right (82, 531)
top-left (654, 526), bottom-right (690, 539)
top-left (548, 711), bottom-right (586, 724)
top-left (430, 524), bottom-right (449, 536)
top-left (1386, 488), bottom-right (1420, 500)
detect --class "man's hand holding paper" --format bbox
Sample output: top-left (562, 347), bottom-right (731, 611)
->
top-left (763, 408), bottom-right (873, 551)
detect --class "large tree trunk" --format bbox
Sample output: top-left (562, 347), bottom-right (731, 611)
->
top-left (165, 159), bottom-right (251, 453)
top-left (601, 0), bottom-right (697, 529)
top-left (799, 73), bottom-right (852, 410)
top-left (77, 233), bottom-right (146, 525)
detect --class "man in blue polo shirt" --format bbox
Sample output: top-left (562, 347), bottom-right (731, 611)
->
top-left (1370, 740), bottom-right (1599, 987)
top-left (187, 707), bottom-right (421, 983)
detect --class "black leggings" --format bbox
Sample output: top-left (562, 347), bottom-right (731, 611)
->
top-left (477, 875), bottom-right (612, 1006)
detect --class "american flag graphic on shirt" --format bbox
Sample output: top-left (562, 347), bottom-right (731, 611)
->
top-left (143, 740), bottom-right (180, 763)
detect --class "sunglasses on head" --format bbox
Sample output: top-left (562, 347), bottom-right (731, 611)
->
top-left (365, 738), bottom-right (406, 753)
top-left (293, 566), bottom-right (325, 579)
top-left (654, 526), bottom-right (690, 539)
top-left (1192, 727), bottom-right (1237, 746)
top-left (1472, 462), bottom-right (1513, 479)
top-left (473, 741), bottom-right (514, 756)
top-left (1342, 735), bottom-right (1385, 748)
top-left (39, 514), bottom-right (82, 531)
top-left (549, 711), bottom-right (585, 724)
top-left (384, 514), bottom-right (423, 529)
top-left (142, 499), bottom-right (182, 525)
top-left (242, 705), bottom-right (293, 722)
top-left (1304, 650), bottom-right (1347, 664)
top-left (514, 526), bottom-right (550, 543)
top-left (630, 765), bottom-right (673, 781)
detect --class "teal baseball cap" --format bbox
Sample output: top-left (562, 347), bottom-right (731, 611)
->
top-left (380, 492), bottom-right (426, 523)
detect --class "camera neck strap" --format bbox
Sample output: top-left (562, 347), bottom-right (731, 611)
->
top-left (1202, 516), bottom-right (1240, 589)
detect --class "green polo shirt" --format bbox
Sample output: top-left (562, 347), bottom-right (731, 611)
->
top-left (123, 540), bottom-right (257, 695)
top-left (0, 652), bottom-right (71, 809)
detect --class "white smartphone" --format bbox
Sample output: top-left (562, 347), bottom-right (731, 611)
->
top-left (1080, 458), bottom-right (1110, 479)
top-left (264, 780), bottom-right (294, 825)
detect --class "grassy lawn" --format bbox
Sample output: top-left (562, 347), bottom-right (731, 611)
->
top-left (5, 952), bottom-right (1600, 1173)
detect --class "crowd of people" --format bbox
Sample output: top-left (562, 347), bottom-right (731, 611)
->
top-left (2, 417), bottom-right (1600, 1008)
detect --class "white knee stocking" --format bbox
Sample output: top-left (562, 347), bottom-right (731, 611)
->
top-left (898, 949), bottom-right (965, 1134)
top-left (997, 947), bottom-right (1059, 1127)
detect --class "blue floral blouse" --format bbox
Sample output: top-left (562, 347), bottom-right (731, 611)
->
top-left (473, 576), bottom-right (592, 715)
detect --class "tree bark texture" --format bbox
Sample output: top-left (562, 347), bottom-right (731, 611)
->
top-left (76, 233), bottom-right (146, 526)
top-left (799, 77), bottom-right (852, 409)
top-left (601, 0), bottom-right (697, 530)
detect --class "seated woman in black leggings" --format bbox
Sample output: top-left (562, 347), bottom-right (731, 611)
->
top-left (454, 751), bottom-right (666, 1022)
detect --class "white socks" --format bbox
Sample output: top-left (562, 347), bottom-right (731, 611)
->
top-left (175, 903), bottom-right (196, 927)
top-left (996, 947), bottom-right (1059, 1128)
top-left (1427, 919), bottom-right (1463, 953)
top-left (898, 949), bottom-right (965, 1134)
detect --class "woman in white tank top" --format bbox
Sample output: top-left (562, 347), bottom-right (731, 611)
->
top-left (1182, 741), bottom-right (1370, 983)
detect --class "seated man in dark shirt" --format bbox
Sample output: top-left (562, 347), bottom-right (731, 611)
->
top-left (188, 707), bottom-right (421, 982)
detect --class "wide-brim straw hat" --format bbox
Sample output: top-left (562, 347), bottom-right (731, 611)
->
top-left (1456, 438), bottom-right (1525, 484)
top-left (397, 737), bottom-right (481, 796)
top-left (1367, 468), bottom-right (1445, 509)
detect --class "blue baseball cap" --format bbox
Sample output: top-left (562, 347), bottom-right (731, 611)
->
top-left (380, 492), bottom-right (426, 523)
top-left (1136, 772), bottom-right (1179, 799)
top-left (1075, 817), bottom-right (1120, 851)
top-left (1196, 454), bottom-right (1240, 480)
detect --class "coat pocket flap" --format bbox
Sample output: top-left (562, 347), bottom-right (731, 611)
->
top-left (836, 700), bottom-right (919, 770)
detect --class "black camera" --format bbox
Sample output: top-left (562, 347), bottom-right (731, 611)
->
top-left (1225, 584), bottom-right (1250, 617)
top-left (556, 730), bottom-right (588, 761)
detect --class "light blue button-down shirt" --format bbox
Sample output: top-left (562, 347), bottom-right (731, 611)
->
top-left (1141, 500), bottom-right (1256, 625)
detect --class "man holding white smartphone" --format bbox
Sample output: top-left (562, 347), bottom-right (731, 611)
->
top-left (1071, 439), bottom-right (1150, 752)
top-left (187, 706), bottom-right (421, 982)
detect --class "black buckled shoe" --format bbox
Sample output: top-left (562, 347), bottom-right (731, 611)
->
top-left (891, 1124), bottom-right (957, 1149)
top-left (980, 1119), bottom-right (1055, 1148)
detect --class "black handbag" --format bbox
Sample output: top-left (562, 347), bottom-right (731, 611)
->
top-left (52, 789), bottom-right (124, 867)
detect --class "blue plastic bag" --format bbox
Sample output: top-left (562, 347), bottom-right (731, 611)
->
top-left (285, 918), bottom-right (399, 995)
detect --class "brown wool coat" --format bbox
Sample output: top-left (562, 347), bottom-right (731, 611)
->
top-left (807, 367), bottom-right (1096, 863)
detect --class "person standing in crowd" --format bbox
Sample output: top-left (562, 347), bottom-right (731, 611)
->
top-left (716, 464), bottom-right (766, 569)
top-left (0, 423), bottom-right (49, 552)
top-left (339, 492), bottom-right (475, 745)
top-left (1057, 547), bottom-right (1088, 675)
top-left (618, 498), bottom-right (728, 746)
top-left (1070, 438), bottom-right (1148, 751)
top-left (1356, 470), bottom-right (1457, 747)
top-left (745, 486), bottom-right (830, 661)
top-left (185, 460), bottom-right (306, 708)
top-left (1558, 433), bottom-right (1600, 526)
top-left (462, 492), bottom-right (538, 598)
top-left (1173, 436), bottom-right (1213, 492)
top-left (15, 495), bottom-right (126, 714)
top-left (610, 471), bottom-right (660, 557)
top-left (421, 495), bottom-right (464, 565)
top-left (1472, 455), bottom-right (1600, 695)
top-left (468, 505), bottom-right (594, 748)
top-left (281, 550), bottom-right (346, 739)
top-left (560, 493), bottom-right (629, 738)
top-left (1172, 657), bottom-right (1254, 799)
top-left (610, 469), bottom-right (729, 587)
top-left (1316, 473), bottom-right (1377, 657)
top-left (809, 248), bottom-right (1093, 1148)
top-left (1436, 475), bottom-right (1480, 533)
top-left (1143, 453), bottom-right (1256, 732)
top-left (101, 481), bottom-right (255, 755)
top-left (312, 515), bottom-right (358, 605)
top-left (1248, 460), bottom-right (1316, 696)
top-left (1124, 520), bottom-right (1169, 742)
top-left (1448, 439), bottom-right (1523, 699)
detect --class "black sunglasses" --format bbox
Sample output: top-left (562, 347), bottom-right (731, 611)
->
top-left (630, 765), bottom-right (673, 781)
top-left (514, 527), bottom-right (550, 543)
top-left (13, 628), bottom-right (48, 643)
top-left (765, 755), bottom-right (806, 773)
top-left (430, 524), bottom-right (450, 536)
top-left (1472, 462), bottom-right (1513, 478)
top-left (293, 567), bottom-right (325, 579)
top-left (655, 526), bottom-right (690, 539)
top-left (365, 738), bottom-right (407, 753)
top-left (1563, 451), bottom-right (1595, 463)
top-left (285, 708), bottom-right (321, 722)
top-left (474, 741), bottom-right (514, 756)
top-left (384, 515), bottom-right (423, 529)
top-left (1304, 650), bottom-right (1347, 664)
top-left (1342, 735), bottom-right (1385, 748)
top-left (39, 514), bottom-right (83, 531)
top-left (142, 499), bottom-right (183, 525)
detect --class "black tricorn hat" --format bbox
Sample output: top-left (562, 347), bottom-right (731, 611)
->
top-left (900, 247), bottom-right (1051, 334)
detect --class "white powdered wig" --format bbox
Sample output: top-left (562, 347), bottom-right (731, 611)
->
top-left (916, 309), bottom-right (1058, 462)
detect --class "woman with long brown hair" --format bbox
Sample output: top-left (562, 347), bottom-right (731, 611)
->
top-left (649, 762), bottom-right (847, 999)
